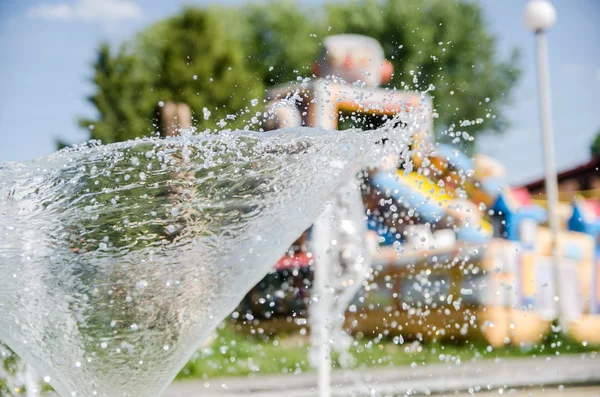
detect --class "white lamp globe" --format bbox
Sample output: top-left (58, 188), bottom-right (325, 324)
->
top-left (523, 0), bottom-right (557, 32)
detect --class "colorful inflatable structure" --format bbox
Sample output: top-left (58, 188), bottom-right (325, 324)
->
top-left (565, 199), bottom-right (600, 344)
top-left (237, 34), bottom-right (600, 348)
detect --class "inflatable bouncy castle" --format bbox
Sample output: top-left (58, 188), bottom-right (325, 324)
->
top-left (236, 34), bottom-right (599, 347)
top-left (565, 199), bottom-right (600, 344)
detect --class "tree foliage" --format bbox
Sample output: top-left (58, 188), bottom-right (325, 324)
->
top-left (325, 0), bottom-right (520, 140)
top-left (79, 8), bottom-right (264, 144)
top-left (0, 343), bottom-right (25, 396)
top-left (76, 0), bottom-right (520, 146)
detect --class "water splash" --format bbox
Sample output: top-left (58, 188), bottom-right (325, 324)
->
top-left (0, 124), bottom-right (412, 397)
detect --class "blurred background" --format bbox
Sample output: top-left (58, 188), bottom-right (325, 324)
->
top-left (1, 0), bottom-right (600, 396)
top-left (0, 0), bottom-right (599, 185)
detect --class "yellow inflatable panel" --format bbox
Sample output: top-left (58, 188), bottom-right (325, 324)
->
top-left (396, 171), bottom-right (454, 205)
top-left (396, 171), bottom-right (493, 236)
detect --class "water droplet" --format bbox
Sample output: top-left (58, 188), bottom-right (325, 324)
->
top-left (136, 280), bottom-right (148, 289)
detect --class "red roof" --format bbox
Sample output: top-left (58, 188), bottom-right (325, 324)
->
top-left (521, 157), bottom-right (600, 191)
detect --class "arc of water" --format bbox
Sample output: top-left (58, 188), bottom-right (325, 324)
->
top-left (18, 194), bottom-right (48, 397)
top-left (309, 204), bottom-right (335, 397)
top-left (329, 179), bottom-right (372, 368)
top-left (25, 365), bottom-right (37, 396)
top-left (1, 127), bottom-right (405, 397)
top-left (309, 178), bottom-right (371, 397)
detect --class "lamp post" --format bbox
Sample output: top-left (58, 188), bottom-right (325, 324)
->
top-left (523, 0), bottom-right (561, 319)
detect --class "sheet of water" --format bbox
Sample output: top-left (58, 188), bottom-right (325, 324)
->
top-left (0, 124), bottom-right (412, 397)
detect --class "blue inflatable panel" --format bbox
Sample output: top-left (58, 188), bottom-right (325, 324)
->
top-left (569, 202), bottom-right (600, 240)
top-left (371, 171), bottom-right (446, 224)
top-left (367, 216), bottom-right (399, 246)
top-left (493, 194), bottom-right (547, 241)
top-left (456, 225), bottom-right (490, 243)
top-left (435, 144), bottom-right (473, 172)
top-left (480, 177), bottom-right (503, 198)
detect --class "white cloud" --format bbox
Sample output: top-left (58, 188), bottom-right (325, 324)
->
top-left (27, 3), bottom-right (73, 20)
top-left (27, 0), bottom-right (141, 24)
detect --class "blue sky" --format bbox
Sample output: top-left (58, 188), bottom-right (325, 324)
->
top-left (0, 0), bottom-right (599, 185)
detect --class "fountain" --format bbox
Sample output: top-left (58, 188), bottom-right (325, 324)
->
top-left (261, 35), bottom-right (433, 396)
top-left (0, 124), bottom-right (414, 397)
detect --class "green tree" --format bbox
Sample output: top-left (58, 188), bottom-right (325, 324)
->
top-left (76, 0), bottom-right (519, 150)
top-left (241, 1), bottom-right (327, 85)
top-left (77, 43), bottom-right (155, 143)
top-left (80, 7), bottom-right (263, 144)
top-left (324, 0), bottom-right (520, 150)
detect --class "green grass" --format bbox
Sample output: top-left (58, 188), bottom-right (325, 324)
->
top-left (177, 322), bottom-right (598, 380)
top-left (1, 323), bottom-right (596, 395)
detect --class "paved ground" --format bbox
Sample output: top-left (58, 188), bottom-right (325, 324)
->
top-left (452, 386), bottom-right (600, 396)
top-left (164, 354), bottom-right (600, 397)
